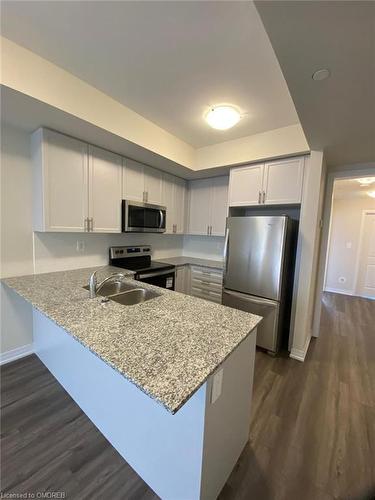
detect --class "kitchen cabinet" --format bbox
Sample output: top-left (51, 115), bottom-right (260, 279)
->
top-left (263, 157), bottom-right (304, 205)
top-left (228, 157), bottom-right (304, 207)
top-left (32, 129), bottom-right (89, 232)
top-left (162, 173), bottom-right (187, 234)
top-left (188, 176), bottom-right (228, 236)
top-left (123, 159), bottom-right (163, 205)
top-left (88, 146), bottom-right (122, 233)
top-left (32, 129), bottom-right (122, 233)
top-left (189, 266), bottom-right (223, 304)
top-left (175, 265), bottom-right (189, 293)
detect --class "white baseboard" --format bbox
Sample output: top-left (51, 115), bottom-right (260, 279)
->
top-left (324, 287), bottom-right (354, 296)
top-left (0, 343), bottom-right (34, 366)
top-left (290, 336), bottom-right (311, 362)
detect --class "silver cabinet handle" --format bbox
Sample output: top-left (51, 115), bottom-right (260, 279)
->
top-left (84, 218), bottom-right (88, 232)
top-left (89, 218), bottom-right (94, 231)
top-left (262, 191), bottom-right (266, 204)
top-left (210, 225), bottom-right (212, 235)
top-left (258, 191), bottom-right (261, 204)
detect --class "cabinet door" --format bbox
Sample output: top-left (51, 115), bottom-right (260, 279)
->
top-left (263, 157), bottom-right (304, 205)
top-left (144, 165), bottom-right (163, 205)
top-left (228, 164), bottom-right (264, 206)
top-left (210, 176), bottom-right (229, 236)
top-left (162, 173), bottom-right (175, 234)
top-left (122, 159), bottom-right (145, 202)
top-left (88, 146), bottom-right (122, 233)
top-left (40, 129), bottom-right (88, 232)
top-left (175, 266), bottom-right (187, 293)
top-left (174, 177), bottom-right (187, 234)
top-left (188, 179), bottom-right (212, 235)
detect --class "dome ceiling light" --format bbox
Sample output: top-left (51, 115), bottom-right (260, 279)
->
top-left (205, 105), bottom-right (241, 130)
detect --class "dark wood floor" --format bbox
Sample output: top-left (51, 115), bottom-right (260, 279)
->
top-left (1, 293), bottom-right (374, 499)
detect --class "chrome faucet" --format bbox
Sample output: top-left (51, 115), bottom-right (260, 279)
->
top-left (89, 270), bottom-right (126, 299)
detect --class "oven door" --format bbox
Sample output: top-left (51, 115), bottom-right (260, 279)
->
top-left (122, 200), bottom-right (166, 233)
top-left (136, 270), bottom-right (175, 290)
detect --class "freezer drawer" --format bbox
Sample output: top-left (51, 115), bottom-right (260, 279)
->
top-left (222, 289), bottom-right (280, 353)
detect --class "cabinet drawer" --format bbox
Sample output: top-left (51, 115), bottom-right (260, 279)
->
top-left (190, 266), bottom-right (223, 284)
top-left (191, 286), bottom-right (222, 304)
top-left (191, 278), bottom-right (222, 293)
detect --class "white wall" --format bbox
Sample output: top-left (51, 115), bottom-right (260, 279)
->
top-left (325, 195), bottom-right (375, 294)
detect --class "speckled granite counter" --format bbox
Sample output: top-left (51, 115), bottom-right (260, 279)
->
top-left (158, 256), bottom-right (224, 270)
top-left (2, 266), bottom-right (261, 414)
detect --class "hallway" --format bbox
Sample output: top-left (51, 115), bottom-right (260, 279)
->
top-left (1, 293), bottom-right (375, 499)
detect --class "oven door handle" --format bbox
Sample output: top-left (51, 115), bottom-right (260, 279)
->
top-left (159, 210), bottom-right (164, 229)
top-left (137, 269), bottom-right (174, 280)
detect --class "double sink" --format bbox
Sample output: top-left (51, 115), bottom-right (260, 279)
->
top-left (83, 280), bottom-right (161, 306)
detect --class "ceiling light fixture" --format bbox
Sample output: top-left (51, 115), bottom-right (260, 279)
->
top-left (367, 191), bottom-right (375, 199)
top-left (205, 105), bottom-right (241, 130)
top-left (312, 68), bottom-right (331, 81)
top-left (356, 177), bottom-right (375, 187)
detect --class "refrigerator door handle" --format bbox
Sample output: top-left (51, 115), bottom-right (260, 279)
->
top-left (223, 226), bottom-right (229, 284)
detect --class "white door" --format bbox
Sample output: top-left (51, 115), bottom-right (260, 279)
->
top-left (174, 177), bottom-right (186, 234)
top-left (228, 164), bottom-right (264, 206)
top-left (263, 157), bottom-right (304, 205)
top-left (188, 178), bottom-right (212, 235)
top-left (356, 212), bottom-right (375, 299)
top-left (144, 165), bottom-right (163, 205)
top-left (44, 130), bottom-right (88, 232)
top-left (88, 146), bottom-right (122, 233)
top-left (162, 173), bottom-right (175, 234)
top-left (210, 176), bottom-right (229, 236)
top-left (123, 159), bottom-right (145, 202)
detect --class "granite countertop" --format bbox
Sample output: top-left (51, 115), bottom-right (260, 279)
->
top-left (158, 256), bottom-right (224, 270)
top-left (3, 266), bottom-right (261, 414)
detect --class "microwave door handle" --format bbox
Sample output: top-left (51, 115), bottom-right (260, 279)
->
top-left (159, 210), bottom-right (164, 229)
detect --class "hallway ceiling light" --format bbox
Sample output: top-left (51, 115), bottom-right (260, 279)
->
top-left (367, 191), bottom-right (375, 198)
top-left (356, 177), bottom-right (375, 186)
top-left (312, 68), bottom-right (331, 81)
top-left (205, 105), bottom-right (241, 130)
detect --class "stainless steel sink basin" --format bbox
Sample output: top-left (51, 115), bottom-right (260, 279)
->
top-left (83, 280), bottom-right (136, 297)
top-left (109, 288), bottom-right (160, 306)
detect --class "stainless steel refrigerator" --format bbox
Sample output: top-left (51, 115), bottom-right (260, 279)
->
top-left (222, 215), bottom-right (297, 354)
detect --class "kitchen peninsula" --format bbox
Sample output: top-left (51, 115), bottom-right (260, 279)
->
top-left (3, 266), bottom-right (261, 500)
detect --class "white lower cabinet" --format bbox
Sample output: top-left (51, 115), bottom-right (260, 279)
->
top-left (175, 266), bottom-right (189, 294)
top-left (189, 266), bottom-right (223, 304)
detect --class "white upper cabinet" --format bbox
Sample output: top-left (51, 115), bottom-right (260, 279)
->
top-left (144, 165), bottom-right (163, 205)
top-left (88, 146), bottom-right (122, 233)
top-left (263, 157), bottom-right (304, 205)
top-left (188, 176), bottom-right (229, 237)
top-left (32, 129), bottom-right (122, 233)
top-left (162, 173), bottom-right (187, 234)
top-left (32, 129), bottom-right (89, 232)
top-left (228, 157), bottom-right (305, 207)
top-left (228, 165), bottom-right (264, 207)
top-left (188, 178), bottom-right (212, 236)
top-left (210, 176), bottom-right (229, 236)
top-left (123, 160), bottom-right (163, 205)
top-left (122, 159), bottom-right (145, 203)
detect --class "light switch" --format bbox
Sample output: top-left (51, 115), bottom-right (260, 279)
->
top-left (211, 368), bottom-right (223, 404)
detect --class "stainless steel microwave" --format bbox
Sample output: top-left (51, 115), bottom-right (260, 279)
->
top-left (122, 200), bottom-right (166, 233)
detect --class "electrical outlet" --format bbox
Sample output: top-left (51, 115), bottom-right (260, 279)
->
top-left (76, 240), bottom-right (85, 253)
top-left (345, 241), bottom-right (352, 249)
